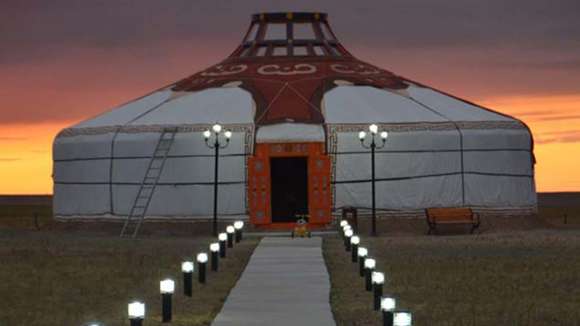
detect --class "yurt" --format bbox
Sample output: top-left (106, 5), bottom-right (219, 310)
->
top-left (53, 12), bottom-right (537, 228)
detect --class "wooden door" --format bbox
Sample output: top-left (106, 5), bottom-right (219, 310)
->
top-left (308, 149), bottom-right (332, 224)
top-left (248, 154), bottom-right (270, 225)
top-left (248, 142), bottom-right (331, 226)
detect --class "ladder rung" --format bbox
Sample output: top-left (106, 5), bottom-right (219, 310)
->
top-left (121, 131), bottom-right (175, 238)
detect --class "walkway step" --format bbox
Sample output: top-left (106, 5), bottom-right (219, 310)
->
top-left (244, 231), bottom-right (338, 237)
top-left (211, 237), bottom-right (336, 326)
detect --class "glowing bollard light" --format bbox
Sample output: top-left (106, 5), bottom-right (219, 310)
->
top-left (350, 236), bottom-right (360, 262)
top-left (160, 279), bottom-right (174, 323)
top-left (218, 233), bottom-right (227, 258)
top-left (226, 225), bottom-right (235, 248)
top-left (372, 272), bottom-right (385, 311)
top-left (234, 221), bottom-right (244, 242)
top-left (344, 229), bottom-right (354, 251)
top-left (340, 222), bottom-right (350, 239)
top-left (381, 296), bottom-right (397, 326)
top-left (364, 258), bottom-right (376, 291)
top-left (210, 242), bottom-right (220, 272)
top-left (128, 301), bottom-right (145, 326)
top-left (342, 224), bottom-right (351, 235)
top-left (357, 247), bottom-right (368, 277)
top-left (181, 261), bottom-right (194, 297)
top-left (197, 253), bottom-right (208, 284)
top-left (393, 311), bottom-right (412, 326)
top-left (342, 224), bottom-right (351, 234)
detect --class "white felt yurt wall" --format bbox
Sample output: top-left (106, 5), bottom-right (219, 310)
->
top-left (54, 82), bottom-right (536, 219)
top-left (325, 85), bottom-right (536, 212)
top-left (53, 87), bottom-right (255, 219)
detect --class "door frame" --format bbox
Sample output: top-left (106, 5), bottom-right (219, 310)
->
top-left (248, 142), bottom-right (331, 228)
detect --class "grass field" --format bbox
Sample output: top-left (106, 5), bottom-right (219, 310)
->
top-left (324, 231), bottom-right (580, 325)
top-left (2, 194), bottom-right (580, 325)
top-left (0, 227), bottom-right (258, 325)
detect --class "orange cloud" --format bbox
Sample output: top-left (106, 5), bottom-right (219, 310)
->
top-left (1, 90), bottom-right (579, 194)
top-left (480, 94), bottom-right (580, 192)
top-left (0, 122), bottom-right (70, 194)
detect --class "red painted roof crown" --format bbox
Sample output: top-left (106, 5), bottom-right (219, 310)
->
top-left (173, 12), bottom-right (407, 125)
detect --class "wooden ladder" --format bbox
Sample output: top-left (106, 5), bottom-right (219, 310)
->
top-left (120, 128), bottom-right (177, 238)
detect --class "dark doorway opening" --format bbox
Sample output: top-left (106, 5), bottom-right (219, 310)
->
top-left (270, 157), bottom-right (308, 223)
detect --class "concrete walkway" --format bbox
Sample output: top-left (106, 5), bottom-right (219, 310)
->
top-left (211, 237), bottom-right (336, 326)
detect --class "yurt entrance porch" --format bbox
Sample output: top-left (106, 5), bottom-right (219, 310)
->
top-left (248, 142), bottom-right (332, 229)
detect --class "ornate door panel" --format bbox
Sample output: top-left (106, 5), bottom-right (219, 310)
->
top-left (248, 151), bottom-right (270, 225)
top-left (308, 145), bottom-right (332, 224)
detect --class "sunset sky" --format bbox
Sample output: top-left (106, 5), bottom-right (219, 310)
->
top-left (1, 0), bottom-right (579, 194)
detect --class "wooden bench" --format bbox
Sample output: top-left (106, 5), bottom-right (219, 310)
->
top-left (425, 207), bottom-right (480, 235)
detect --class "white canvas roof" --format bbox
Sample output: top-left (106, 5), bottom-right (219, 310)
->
top-left (73, 87), bottom-right (255, 129)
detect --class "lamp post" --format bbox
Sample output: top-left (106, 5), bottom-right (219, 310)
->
top-left (358, 124), bottom-right (388, 236)
top-left (226, 225), bottom-right (235, 248)
top-left (197, 253), bottom-right (208, 284)
top-left (350, 236), bottom-right (360, 262)
top-left (210, 242), bottom-right (220, 271)
top-left (128, 301), bottom-right (145, 326)
top-left (381, 296), bottom-right (397, 326)
top-left (181, 261), bottom-right (194, 297)
top-left (160, 279), bottom-right (174, 323)
top-left (203, 124), bottom-right (232, 237)
top-left (218, 232), bottom-right (227, 258)
top-left (357, 247), bottom-right (368, 277)
top-left (372, 272), bottom-right (385, 311)
top-left (393, 311), bottom-right (412, 326)
top-left (234, 220), bottom-right (244, 242)
top-left (364, 258), bottom-right (376, 291)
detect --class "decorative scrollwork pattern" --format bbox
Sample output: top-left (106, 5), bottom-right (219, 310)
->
top-left (330, 63), bottom-right (381, 75)
top-left (257, 63), bottom-right (317, 76)
top-left (200, 64), bottom-right (248, 77)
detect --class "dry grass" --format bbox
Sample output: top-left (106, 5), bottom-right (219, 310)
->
top-left (324, 230), bottom-right (580, 325)
top-left (0, 211), bottom-right (258, 325)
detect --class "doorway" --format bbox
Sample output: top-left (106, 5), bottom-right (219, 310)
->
top-left (270, 157), bottom-right (308, 223)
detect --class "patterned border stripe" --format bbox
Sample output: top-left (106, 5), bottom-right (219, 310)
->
top-left (57, 124), bottom-right (254, 137)
top-left (327, 120), bottom-right (526, 133)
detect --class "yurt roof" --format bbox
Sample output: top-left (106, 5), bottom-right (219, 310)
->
top-left (69, 12), bottom-right (525, 134)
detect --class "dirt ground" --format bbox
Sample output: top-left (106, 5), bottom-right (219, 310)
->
top-left (324, 192), bottom-right (580, 326)
top-left (324, 230), bottom-right (580, 325)
top-left (1, 193), bottom-right (579, 325)
top-left (0, 211), bottom-right (258, 326)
